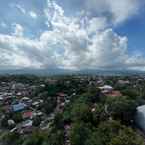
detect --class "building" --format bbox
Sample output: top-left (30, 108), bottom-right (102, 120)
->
top-left (22, 120), bottom-right (33, 128)
top-left (135, 105), bottom-right (145, 132)
top-left (99, 85), bottom-right (113, 91)
top-left (22, 111), bottom-right (33, 119)
top-left (12, 103), bottom-right (27, 112)
top-left (99, 85), bottom-right (113, 94)
top-left (103, 90), bottom-right (122, 97)
top-left (117, 80), bottom-right (130, 85)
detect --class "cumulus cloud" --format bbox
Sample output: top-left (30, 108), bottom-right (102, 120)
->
top-left (107, 0), bottom-right (140, 24)
top-left (62, 0), bottom-right (143, 24)
top-left (12, 24), bottom-right (24, 37)
top-left (29, 11), bottom-right (37, 19)
top-left (0, 0), bottom-right (145, 70)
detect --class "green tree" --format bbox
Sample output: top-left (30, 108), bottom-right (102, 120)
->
top-left (47, 130), bottom-right (64, 145)
top-left (109, 127), bottom-right (144, 145)
top-left (3, 132), bottom-right (22, 145)
top-left (71, 102), bottom-right (93, 122)
top-left (96, 120), bottom-right (123, 144)
top-left (92, 104), bottom-right (108, 125)
top-left (1, 117), bottom-right (8, 128)
top-left (53, 113), bottom-right (64, 129)
top-left (106, 96), bottom-right (137, 124)
top-left (33, 116), bottom-right (41, 127)
top-left (12, 113), bottom-right (23, 123)
top-left (23, 131), bottom-right (47, 145)
top-left (70, 122), bottom-right (92, 145)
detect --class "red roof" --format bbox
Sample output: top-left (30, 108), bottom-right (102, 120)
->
top-left (104, 91), bottom-right (122, 97)
top-left (22, 111), bottom-right (33, 119)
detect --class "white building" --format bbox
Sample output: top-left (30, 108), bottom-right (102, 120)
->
top-left (135, 105), bottom-right (145, 132)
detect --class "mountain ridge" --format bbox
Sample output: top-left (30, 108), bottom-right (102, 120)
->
top-left (0, 68), bottom-right (145, 76)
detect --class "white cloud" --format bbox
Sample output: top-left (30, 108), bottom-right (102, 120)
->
top-left (0, 0), bottom-right (145, 70)
top-left (83, 0), bottom-right (142, 24)
top-left (15, 4), bottom-right (26, 14)
top-left (29, 11), bottom-right (37, 19)
top-left (12, 24), bottom-right (24, 37)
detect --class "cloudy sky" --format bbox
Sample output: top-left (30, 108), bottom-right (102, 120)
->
top-left (0, 0), bottom-right (145, 71)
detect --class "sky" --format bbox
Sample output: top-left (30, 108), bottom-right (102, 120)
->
top-left (0, 0), bottom-right (145, 71)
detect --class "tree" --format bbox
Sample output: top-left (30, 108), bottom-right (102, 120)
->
top-left (33, 116), bottom-right (41, 127)
top-left (2, 132), bottom-right (22, 145)
top-left (92, 104), bottom-right (108, 125)
top-left (96, 120), bottom-right (123, 145)
top-left (106, 96), bottom-right (137, 124)
top-left (53, 113), bottom-right (64, 129)
top-left (42, 97), bottom-right (57, 114)
top-left (86, 87), bottom-right (102, 103)
top-left (109, 127), bottom-right (144, 145)
top-left (47, 130), bottom-right (64, 145)
top-left (23, 131), bottom-right (48, 145)
top-left (70, 122), bottom-right (92, 145)
top-left (12, 113), bottom-right (23, 123)
top-left (85, 131), bottom-right (102, 145)
top-left (121, 88), bottom-right (139, 100)
top-left (71, 102), bottom-right (93, 123)
top-left (1, 116), bottom-right (8, 128)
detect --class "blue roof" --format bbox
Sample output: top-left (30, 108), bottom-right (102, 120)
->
top-left (12, 103), bottom-right (27, 112)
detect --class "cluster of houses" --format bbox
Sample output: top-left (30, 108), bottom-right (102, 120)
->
top-left (0, 82), bottom-right (50, 134)
top-left (99, 85), bottom-right (122, 97)
top-left (97, 81), bottom-right (145, 133)
top-left (0, 80), bottom-right (74, 135)
top-left (56, 92), bottom-right (75, 113)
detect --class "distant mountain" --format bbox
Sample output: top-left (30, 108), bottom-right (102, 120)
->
top-left (77, 69), bottom-right (145, 76)
top-left (0, 68), bottom-right (145, 76)
top-left (0, 68), bottom-right (73, 76)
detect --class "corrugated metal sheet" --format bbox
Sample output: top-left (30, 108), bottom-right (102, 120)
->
top-left (12, 103), bottom-right (27, 112)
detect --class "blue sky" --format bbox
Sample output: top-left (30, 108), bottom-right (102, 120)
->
top-left (115, 12), bottom-right (145, 54)
top-left (0, 0), bottom-right (145, 70)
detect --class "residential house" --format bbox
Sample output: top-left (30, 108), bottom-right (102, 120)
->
top-left (22, 111), bottom-right (33, 120)
top-left (12, 103), bottom-right (27, 112)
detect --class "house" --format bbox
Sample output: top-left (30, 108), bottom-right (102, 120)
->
top-left (99, 85), bottom-right (113, 90)
top-left (0, 96), bottom-right (4, 101)
top-left (32, 101), bottom-right (40, 108)
top-left (117, 80), bottom-right (130, 85)
top-left (135, 105), bottom-right (145, 132)
top-left (57, 93), bottom-right (67, 104)
top-left (12, 103), bottom-right (27, 112)
top-left (99, 85), bottom-right (113, 94)
top-left (33, 111), bottom-right (43, 118)
top-left (96, 79), bottom-right (104, 86)
top-left (32, 99), bottom-right (43, 108)
top-left (8, 119), bottom-right (15, 126)
top-left (103, 90), bottom-right (122, 97)
top-left (21, 97), bottom-right (32, 106)
top-left (22, 120), bottom-right (33, 128)
top-left (16, 92), bottom-right (22, 96)
top-left (22, 111), bottom-right (33, 119)
top-left (21, 97), bottom-right (30, 102)
top-left (0, 96), bottom-right (4, 105)
top-left (22, 126), bottom-right (33, 134)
